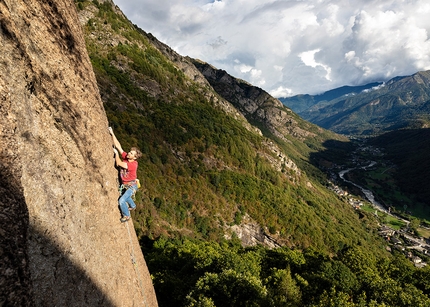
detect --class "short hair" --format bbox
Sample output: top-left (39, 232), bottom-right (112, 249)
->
top-left (131, 147), bottom-right (142, 159)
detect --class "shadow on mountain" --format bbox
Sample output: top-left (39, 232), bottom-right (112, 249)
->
top-left (0, 164), bottom-right (115, 307)
top-left (309, 138), bottom-right (357, 170)
top-left (307, 138), bottom-right (368, 199)
top-left (368, 128), bottom-right (430, 207)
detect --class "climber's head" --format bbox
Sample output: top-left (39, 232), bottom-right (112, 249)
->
top-left (127, 147), bottom-right (142, 161)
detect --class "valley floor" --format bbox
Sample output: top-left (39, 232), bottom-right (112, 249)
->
top-left (325, 139), bottom-right (430, 267)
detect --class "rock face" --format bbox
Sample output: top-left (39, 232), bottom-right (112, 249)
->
top-left (0, 1), bottom-right (157, 306)
top-left (225, 214), bottom-right (281, 249)
top-left (192, 60), bottom-right (317, 142)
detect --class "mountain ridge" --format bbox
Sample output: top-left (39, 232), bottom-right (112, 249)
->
top-left (281, 71), bottom-right (430, 135)
top-left (279, 82), bottom-right (383, 113)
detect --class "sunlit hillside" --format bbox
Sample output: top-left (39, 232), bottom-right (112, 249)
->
top-left (76, 0), bottom-right (383, 253)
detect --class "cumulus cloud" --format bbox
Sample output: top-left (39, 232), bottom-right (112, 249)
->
top-left (299, 49), bottom-right (332, 81)
top-left (114, 0), bottom-right (430, 96)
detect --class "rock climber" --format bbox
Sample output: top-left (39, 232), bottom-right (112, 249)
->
top-left (108, 127), bottom-right (142, 223)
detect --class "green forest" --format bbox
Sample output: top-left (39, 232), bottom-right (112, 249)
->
top-left (142, 237), bottom-right (430, 306)
top-left (75, 1), bottom-right (430, 306)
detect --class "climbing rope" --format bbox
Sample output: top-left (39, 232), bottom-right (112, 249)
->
top-left (125, 220), bottom-right (149, 307)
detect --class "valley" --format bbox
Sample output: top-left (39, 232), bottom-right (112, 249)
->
top-left (326, 137), bottom-right (430, 267)
top-left (339, 161), bottom-right (386, 213)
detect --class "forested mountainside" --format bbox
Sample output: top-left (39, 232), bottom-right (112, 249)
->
top-left (281, 71), bottom-right (430, 136)
top-left (74, 1), bottom-right (430, 306)
top-left (77, 0), bottom-right (378, 254)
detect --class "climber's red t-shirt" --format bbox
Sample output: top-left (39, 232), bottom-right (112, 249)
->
top-left (121, 151), bottom-right (138, 183)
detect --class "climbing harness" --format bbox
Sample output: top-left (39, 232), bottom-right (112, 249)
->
top-left (119, 182), bottom-right (137, 193)
top-left (119, 180), bottom-right (140, 200)
top-left (125, 221), bottom-right (149, 307)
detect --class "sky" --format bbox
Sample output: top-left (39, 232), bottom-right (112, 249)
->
top-left (113, 0), bottom-right (430, 97)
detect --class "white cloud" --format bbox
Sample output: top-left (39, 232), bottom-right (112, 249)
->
top-left (362, 82), bottom-right (386, 93)
top-left (299, 49), bottom-right (332, 81)
top-left (270, 86), bottom-right (293, 98)
top-left (113, 0), bottom-right (430, 97)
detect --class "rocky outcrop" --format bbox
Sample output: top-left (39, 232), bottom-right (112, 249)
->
top-left (190, 61), bottom-right (305, 176)
top-left (0, 0), bottom-right (157, 306)
top-left (192, 60), bottom-right (317, 142)
top-left (225, 214), bottom-right (281, 249)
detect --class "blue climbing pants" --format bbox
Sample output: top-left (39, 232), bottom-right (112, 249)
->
top-left (119, 183), bottom-right (137, 217)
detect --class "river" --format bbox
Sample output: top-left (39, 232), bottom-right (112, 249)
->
top-left (340, 161), bottom-right (426, 250)
top-left (338, 161), bottom-right (388, 213)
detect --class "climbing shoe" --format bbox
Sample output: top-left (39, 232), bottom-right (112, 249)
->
top-left (120, 216), bottom-right (130, 223)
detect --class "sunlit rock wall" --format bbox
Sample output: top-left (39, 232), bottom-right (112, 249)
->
top-left (0, 0), bottom-right (158, 306)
